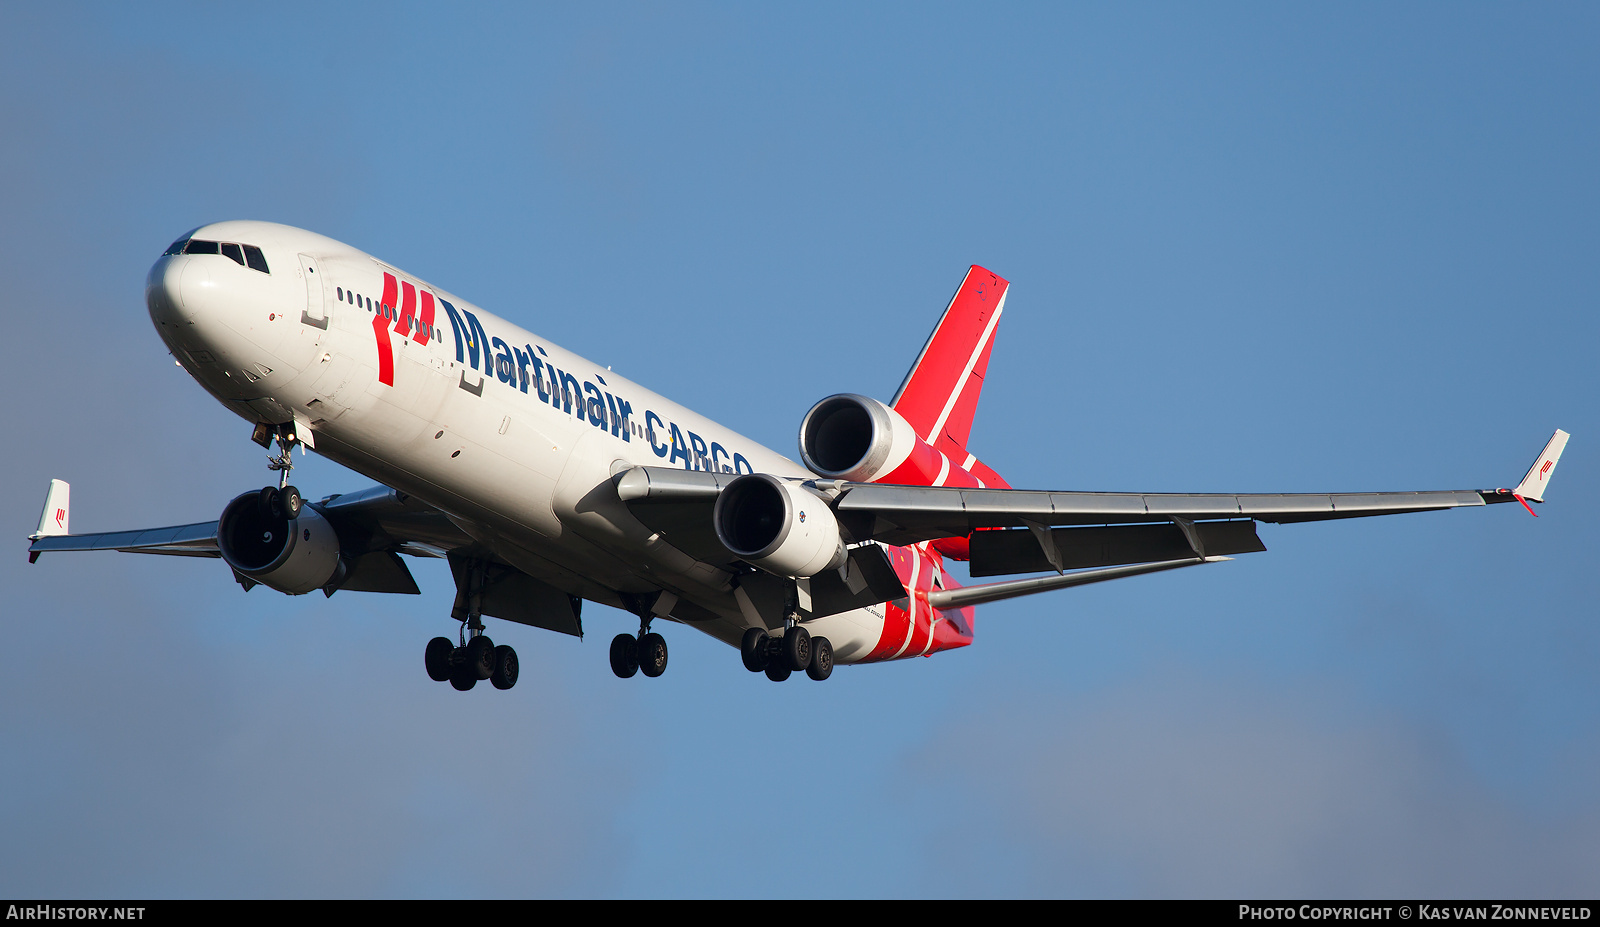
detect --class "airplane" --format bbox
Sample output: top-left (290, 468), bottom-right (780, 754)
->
top-left (28, 221), bottom-right (1570, 691)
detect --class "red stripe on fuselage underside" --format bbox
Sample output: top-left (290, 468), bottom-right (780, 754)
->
top-left (904, 548), bottom-right (937, 654)
top-left (863, 546), bottom-right (915, 662)
top-left (416, 290), bottom-right (435, 345)
top-left (892, 265), bottom-right (1008, 448)
top-left (397, 281), bottom-right (416, 338)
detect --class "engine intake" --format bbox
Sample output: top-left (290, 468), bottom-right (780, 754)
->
top-left (713, 474), bottom-right (846, 578)
top-left (217, 491), bottom-right (343, 595)
top-left (799, 393), bottom-right (942, 484)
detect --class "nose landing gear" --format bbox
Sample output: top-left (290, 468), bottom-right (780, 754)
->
top-left (249, 421), bottom-right (306, 521)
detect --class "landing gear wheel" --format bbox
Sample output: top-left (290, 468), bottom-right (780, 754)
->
top-left (491, 645), bottom-right (519, 690)
top-left (449, 661), bottom-right (477, 691)
top-left (806, 636), bottom-right (834, 681)
top-left (464, 635), bottom-right (496, 680)
top-left (740, 628), bottom-right (770, 672)
top-left (765, 661), bottom-right (792, 682)
top-left (280, 485), bottom-right (303, 519)
top-left (639, 633), bottom-right (669, 678)
top-left (784, 626), bottom-right (812, 672)
top-left (258, 486), bottom-right (278, 518)
top-left (610, 633), bottom-right (639, 679)
top-left (425, 636), bottom-right (454, 682)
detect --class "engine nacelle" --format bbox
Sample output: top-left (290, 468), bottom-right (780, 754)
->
top-left (217, 491), bottom-right (343, 595)
top-left (713, 474), bottom-right (846, 578)
top-left (799, 393), bottom-right (945, 484)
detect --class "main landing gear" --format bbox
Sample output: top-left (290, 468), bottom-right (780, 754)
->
top-left (610, 624), bottom-right (669, 679)
top-left (426, 557), bottom-right (518, 691)
top-left (425, 629), bottom-right (519, 691)
top-left (741, 625), bottom-right (833, 682)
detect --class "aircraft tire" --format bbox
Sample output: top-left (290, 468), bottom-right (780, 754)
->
top-left (491, 645), bottom-right (519, 690)
top-left (465, 635), bottom-right (496, 680)
top-left (639, 633), bottom-right (668, 678)
top-left (424, 636), bottom-right (454, 682)
top-left (806, 636), bottom-right (834, 681)
top-left (610, 633), bottom-right (639, 679)
top-left (764, 661), bottom-right (792, 682)
top-left (280, 485), bottom-right (303, 519)
top-left (784, 626), bottom-right (812, 673)
top-left (740, 628), bottom-right (770, 672)
top-left (258, 486), bottom-right (278, 518)
top-left (449, 662), bottom-right (477, 691)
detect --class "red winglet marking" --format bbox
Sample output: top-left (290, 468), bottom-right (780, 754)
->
top-left (1513, 493), bottom-right (1538, 517)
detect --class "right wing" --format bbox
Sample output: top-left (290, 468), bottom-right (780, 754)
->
top-left (617, 429), bottom-right (1569, 580)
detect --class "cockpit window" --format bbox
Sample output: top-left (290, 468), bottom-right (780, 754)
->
top-left (163, 237), bottom-right (190, 256)
top-left (177, 238), bottom-right (270, 274)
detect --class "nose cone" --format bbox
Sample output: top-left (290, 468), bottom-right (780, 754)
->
top-left (145, 254), bottom-right (189, 325)
top-left (145, 228), bottom-right (308, 403)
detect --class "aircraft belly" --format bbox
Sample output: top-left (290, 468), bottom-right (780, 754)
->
top-left (795, 608), bottom-right (883, 664)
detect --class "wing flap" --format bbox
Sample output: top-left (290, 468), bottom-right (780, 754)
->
top-left (969, 521), bottom-right (1266, 577)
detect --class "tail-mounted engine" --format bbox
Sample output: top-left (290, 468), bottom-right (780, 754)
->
top-left (713, 474), bottom-right (846, 578)
top-left (217, 490), bottom-right (343, 595)
top-left (799, 393), bottom-right (950, 485)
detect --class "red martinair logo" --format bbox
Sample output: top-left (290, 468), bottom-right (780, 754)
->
top-left (372, 272), bottom-right (437, 386)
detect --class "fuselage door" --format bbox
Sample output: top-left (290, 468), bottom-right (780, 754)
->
top-left (298, 253), bottom-right (329, 330)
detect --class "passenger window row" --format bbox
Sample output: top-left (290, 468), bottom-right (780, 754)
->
top-left (163, 237), bottom-right (270, 274)
top-left (337, 286), bottom-right (441, 342)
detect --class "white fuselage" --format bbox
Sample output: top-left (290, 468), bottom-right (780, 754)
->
top-left (145, 220), bottom-right (896, 661)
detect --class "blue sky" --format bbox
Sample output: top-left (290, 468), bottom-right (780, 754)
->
top-left (2, 3), bottom-right (1597, 898)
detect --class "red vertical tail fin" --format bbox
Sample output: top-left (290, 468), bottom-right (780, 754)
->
top-left (891, 265), bottom-right (1010, 488)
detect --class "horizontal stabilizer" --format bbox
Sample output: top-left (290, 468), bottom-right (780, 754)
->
top-left (926, 557), bottom-right (1226, 610)
top-left (1513, 429), bottom-right (1568, 503)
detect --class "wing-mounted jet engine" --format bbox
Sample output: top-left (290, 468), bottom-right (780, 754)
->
top-left (216, 489), bottom-right (343, 595)
top-left (712, 473), bottom-right (847, 577)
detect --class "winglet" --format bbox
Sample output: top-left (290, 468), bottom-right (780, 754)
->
top-left (1513, 429), bottom-right (1568, 505)
top-left (32, 479), bottom-right (71, 541)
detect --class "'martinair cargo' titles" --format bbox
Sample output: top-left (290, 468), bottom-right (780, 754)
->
top-left (438, 299), bottom-right (755, 475)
